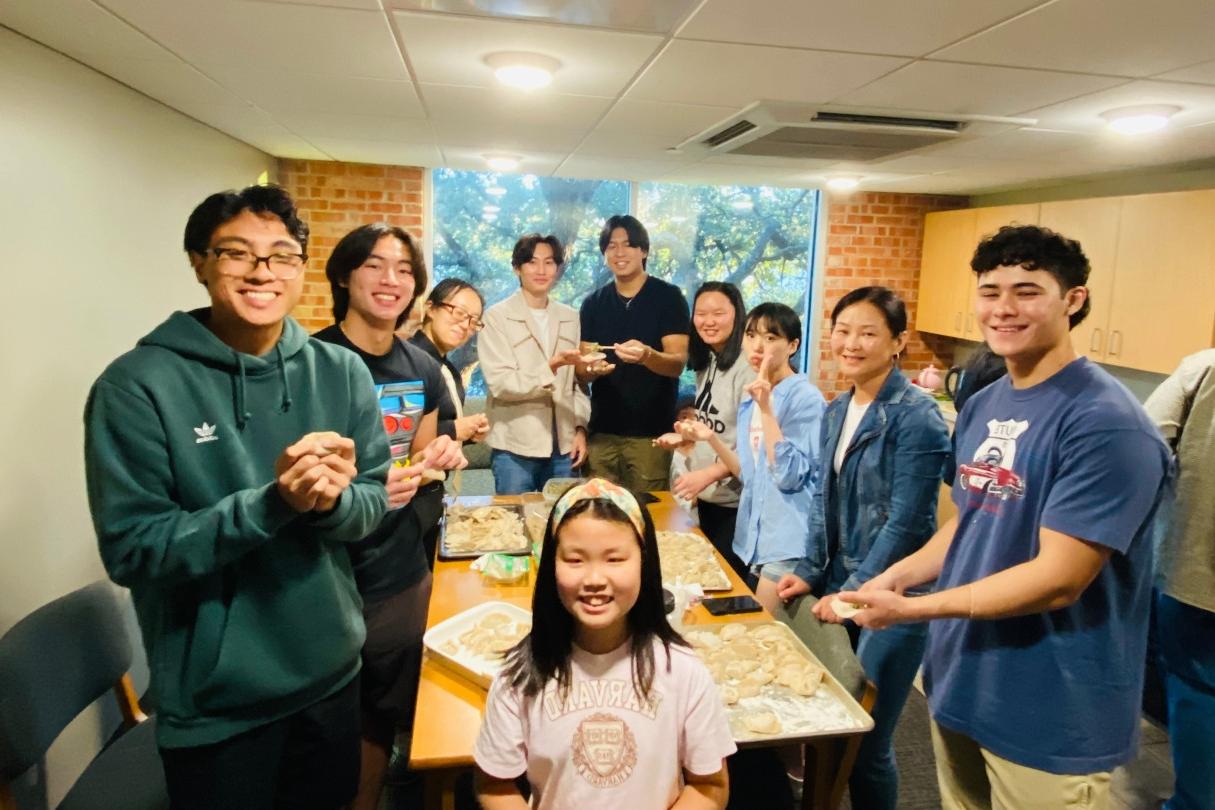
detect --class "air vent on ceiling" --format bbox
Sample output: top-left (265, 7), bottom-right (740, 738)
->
top-left (702, 119), bottom-right (758, 148)
top-left (683, 103), bottom-right (1029, 163)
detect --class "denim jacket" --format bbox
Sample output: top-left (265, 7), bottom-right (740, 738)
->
top-left (797, 369), bottom-right (950, 594)
top-left (732, 374), bottom-right (825, 567)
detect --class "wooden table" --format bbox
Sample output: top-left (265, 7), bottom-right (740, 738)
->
top-left (409, 493), bottom-right (868, 809)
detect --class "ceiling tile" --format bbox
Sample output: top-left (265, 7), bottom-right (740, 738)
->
top-left (172, 101), bottom-right (328, 158)
top-left (421, 84), bottom-right (612, 130)
top-left (575, 130), bottom-right (699, 160)
top-left (200, 65), bottom-right (423, 117)
top-left (681, 0), bottom-right (1047, 57)
top-left (556, 155), bottom-right (692, 181)
top-left (272, 110), bottom-right (433, 143)
top-left (393, 11), bottom-right (662, 96)
top-left (897, 128), bottom-right (1097, 161)
top-left (387, 0), bottom-right (700, 33)
top-left (437, 147), bottom-right (566, 175)
top-left (431, 119), bottom-right (588, 152)
top-left (933, 0), bottom-right (1215, 77)
top-left (101, 0), bottom-right (408, 79)
top-left (1155, 59), bottom-right (1215, 85)
top-left (628, 40), bottom-right (908, 107)
top-left (308, 138), bottom-right (443, 166)
top-left (833, 61), bottom-right (1125, 116)
top-left (1021, 80), bottom-right (1215, 132)
top-left (81, 53), bottom-right (248, 108)
top-left (594, 99), bottom-right (737, 139)
top-left (0, 0), bottom-right (168, 60)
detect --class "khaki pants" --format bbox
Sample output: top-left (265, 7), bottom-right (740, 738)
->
top-left (931, 721), bottom-right (1111, 810)
top-left (586, 433), bottom-right (671, 494)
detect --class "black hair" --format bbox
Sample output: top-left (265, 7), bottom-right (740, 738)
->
top-left (325, 223), bottom-right (427, 328)
top-left (183, 184), bottom-right (308, 257)
top-left (830, 285), bottom-right (908, 336)
top-left (745, 302), bottom-right (802, 371)
top-left (970, 224), bottom-right (1091, 329)
top-left (598, 215), bottom-right (650, 269)
top-left (512, 233), bottom-right (566, 270)
top-left (688, 281), bottom-right (746, 373)
top-left (422, 278), bottom-right (485, 324)
top-left (501, 495), bottom-right (685, 702)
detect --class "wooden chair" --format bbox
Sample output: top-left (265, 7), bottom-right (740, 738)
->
top-left (0, 581), bottom-right (166, 810)
top-left (776, 595), bottom-right (878, 810)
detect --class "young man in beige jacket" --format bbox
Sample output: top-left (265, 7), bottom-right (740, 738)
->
top-left (478, 234), bottom-right (591, 494)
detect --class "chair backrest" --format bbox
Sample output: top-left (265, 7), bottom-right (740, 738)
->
top-left (0, 582), bottom-right (133, 780)
top-left (775, 595), bottom-right (867, 701)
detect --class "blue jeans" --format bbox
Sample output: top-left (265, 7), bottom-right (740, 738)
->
top-left (1158, 592), bottom-right (1215, 810)
top-left (850, 620), bottom-right (928, 810)
top-left (491, 448), bottom-right (573, 495)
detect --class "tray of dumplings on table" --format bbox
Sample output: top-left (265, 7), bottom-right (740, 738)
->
top-left (683, 621), bottom-right (874, 743)
top-left (422, 600), bottom-right (532, 689)
top-left (439, 497), bottom-right (531, 560)
top-left (655, 530), bottom-right (733, 592)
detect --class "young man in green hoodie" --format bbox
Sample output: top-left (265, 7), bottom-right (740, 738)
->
top-left (84, 185), bottom-right (391, 809)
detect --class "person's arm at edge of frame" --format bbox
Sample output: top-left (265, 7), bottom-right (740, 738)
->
top-left (673, 764), bottom-right (729, 809)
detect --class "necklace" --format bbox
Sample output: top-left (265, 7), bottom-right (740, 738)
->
top-left (615, 289), bottom-right (636, 310)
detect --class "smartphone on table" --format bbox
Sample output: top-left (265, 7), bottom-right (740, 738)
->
top-left (701, 595), bottom-right (763, 616)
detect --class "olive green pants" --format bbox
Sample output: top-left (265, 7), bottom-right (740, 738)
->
top-left (585, 433), bottom-right (672, 494)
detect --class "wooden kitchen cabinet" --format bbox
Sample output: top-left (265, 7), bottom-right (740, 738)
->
top-left (917, 208), bottom-right (976, 337)
top-left (917, 205), bottom-right (1038, 339)
top-left (1106, 190), bottom-right (1215, 374)
top-left (1038, 197), bottom-right (1122, 362)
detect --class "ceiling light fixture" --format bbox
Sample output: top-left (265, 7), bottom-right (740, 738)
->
top-left (826, 176), bottom-right (861, 192)
top-left (483, 204), bottom-right (501, 213)
top-left (485, 154), bottom-right (520, 172)
top-left (1101, 104), bottom-right (1181, 135)
top-left (485, 52), bottom-right (561, 91)
top-left (731, 198), bottom-right (754, 211)
top-left (486, 185), bottom-right (507, 197)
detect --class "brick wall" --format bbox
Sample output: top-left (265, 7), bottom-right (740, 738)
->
top-left (277, 159), bottom-right (425, 332)
top-left (816, 191), bottom-right (967, 398)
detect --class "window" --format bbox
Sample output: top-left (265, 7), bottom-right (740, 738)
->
top-left (431, 170), bottom-right (819, 395)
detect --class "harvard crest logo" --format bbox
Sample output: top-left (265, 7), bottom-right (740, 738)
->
top-left (571, 712), bottom-right (638, 788)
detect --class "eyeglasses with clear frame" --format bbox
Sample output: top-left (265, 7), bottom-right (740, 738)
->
top-left (209, 247), bottom-right (307, 280)
top-left (435, 301), bottom-right (485, 332)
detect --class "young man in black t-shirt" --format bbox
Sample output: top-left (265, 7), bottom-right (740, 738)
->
top-left (579, 215), bottom-right (690, 492)
top-left (314, 223), bottom-right (465, 810)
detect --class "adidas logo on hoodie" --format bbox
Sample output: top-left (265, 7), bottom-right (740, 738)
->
top-left (194, 422), bottom-right (218, 444)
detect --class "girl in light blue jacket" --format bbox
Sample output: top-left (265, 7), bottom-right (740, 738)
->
top-left (680, 303), bottom-right (824, 613)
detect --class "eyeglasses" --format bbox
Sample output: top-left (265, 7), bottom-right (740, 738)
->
top-left (436, 301), bottom-right (484, 332)
top-left (209, 247), bottom-right (307, 280)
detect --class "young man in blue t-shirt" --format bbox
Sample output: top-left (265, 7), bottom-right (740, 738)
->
top-left (839, 225), bottom-right (1170, 808)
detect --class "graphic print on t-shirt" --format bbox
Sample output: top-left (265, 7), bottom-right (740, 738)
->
top-left (958, 417), bottom-right (1029, 500)
top-left (571, 712), bottom-right (638, 788)
top-left (694, 378), bottom-right (726, 435)
top-left (376, 379), bottom-right (425, 464)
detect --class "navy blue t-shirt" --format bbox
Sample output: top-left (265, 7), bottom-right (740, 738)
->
top-left (314, 325), bottom-right (450, 601)
top-left (924, 358), bottom-right (1170, 774)
top-left (579, 275), bottom-right (690, 437)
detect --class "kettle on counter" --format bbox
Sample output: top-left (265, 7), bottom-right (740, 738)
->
top-left (945, 345), bottom-right (1008, 409)
top-left (913, 364), bottom-right (944, 390)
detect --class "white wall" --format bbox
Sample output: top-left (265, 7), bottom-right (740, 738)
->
top-left (0, 27), bottom-right (274, 803)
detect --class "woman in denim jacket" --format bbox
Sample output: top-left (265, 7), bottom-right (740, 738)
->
top-left (682, 302), bottom-right (824, 614)
top-left (778, 286), bottom-right (950, 810)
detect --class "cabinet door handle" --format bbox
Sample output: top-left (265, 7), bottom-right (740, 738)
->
top-left (1089, 328), bottom-right (1103, 353)
top-left (954, 312), bottom-right (962, 331)
top-left (966, 314), bottom-right (975, 335)
top-left (1109, 330), bottom-right (1122, 357)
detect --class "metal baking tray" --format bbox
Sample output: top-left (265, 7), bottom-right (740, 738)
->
top-left (422, 600), bottom-right (532, 689)
top-left (439, 497), bottom-right (530, 560)
top-left (656, 530), bottom-right (733, 592)
top-left (683, 620), bottom-right (874, 745)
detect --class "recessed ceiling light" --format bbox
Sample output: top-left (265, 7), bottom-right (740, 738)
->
top-left (731, 198), bottom-right (754, 211)
top-left (1101, 104), bottom-right (1181, 135)
top-left (826, 176), bottom-right (861, 191)
top-left (485, 52), bottom-right (561, 91)
top-left (483, 204), bottom-right (501, 213)
top-left (482, 213), bottom-right (497, 222)
top-left (486, 185), bottom-right (507, 197)
top-left (485, 155), bottom-right (520, 172)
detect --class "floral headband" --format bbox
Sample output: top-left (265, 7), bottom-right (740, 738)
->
top-left (550, 478), bottom-right (645, 538)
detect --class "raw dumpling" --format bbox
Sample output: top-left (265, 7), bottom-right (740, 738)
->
top-left (720, 623), bottom-right (747, 642)
top-left (743, 710), bottom-right (782, 735)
